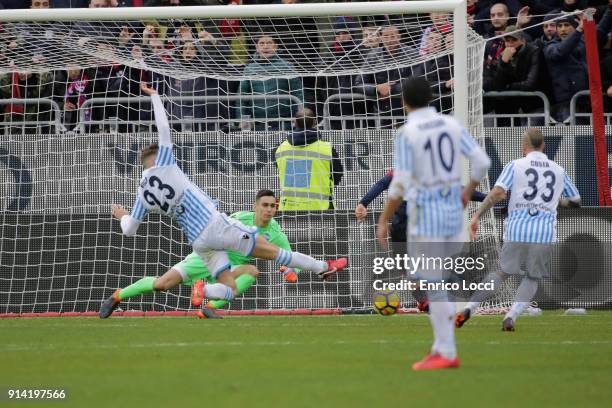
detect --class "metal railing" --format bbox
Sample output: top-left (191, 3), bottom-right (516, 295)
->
top-left (6, 90), bottom-right (609, 133)
top-left (483, 91), bottom-right (550, 127)
top-left (569, 90), bottom-right (612, 126)
top-left (78, 94), bottom-right (303, 133)
top-left (322, 93), bottom-right (406, 130)
top-left (0, 98), bottom-right (65, 134)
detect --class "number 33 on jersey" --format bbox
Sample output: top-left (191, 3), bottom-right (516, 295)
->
top-left (495, 151), bottom-right (580, 243)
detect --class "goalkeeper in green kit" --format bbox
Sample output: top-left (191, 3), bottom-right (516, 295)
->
top-left (100, 189), bottom-right (301, 319)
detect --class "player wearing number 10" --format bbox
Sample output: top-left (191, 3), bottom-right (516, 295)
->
top-left (377, 77), bottom-right (491, 370)
top-left (457, 128), bottom-right (581, 331)
top-left (100, 83), bottom-right (347, 318)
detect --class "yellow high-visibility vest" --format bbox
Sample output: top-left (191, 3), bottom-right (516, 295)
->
top-left (275, 140), bottom-right (334, 211)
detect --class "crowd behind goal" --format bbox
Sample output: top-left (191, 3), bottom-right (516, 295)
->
top-left (2, 0), bottom-right (612, 133)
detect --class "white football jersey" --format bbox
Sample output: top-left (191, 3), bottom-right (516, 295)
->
top-left (126, 93), bottom-right (218, 243)
top-left (391, 107), bottom-right (490, 237)
top-left (495, 151), bottom-right (580, 243)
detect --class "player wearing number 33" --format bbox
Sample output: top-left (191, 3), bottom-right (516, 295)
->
top-left (457, 128), bottom-right (581, 332)
top-left (376, 77), bottom-right (491, 370)
top-left (100, 83), bottom-right (347, 318)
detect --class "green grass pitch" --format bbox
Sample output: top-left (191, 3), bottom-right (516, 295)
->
top-left (1, 312), bottom-right (612, 407)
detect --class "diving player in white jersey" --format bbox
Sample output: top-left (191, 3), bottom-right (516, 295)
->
top-left (457, 128), bottom-right (581, 331)
top-left (100, 83), bottom-right (347, 317)
top-left (377, 77), bottom-right (491, 370)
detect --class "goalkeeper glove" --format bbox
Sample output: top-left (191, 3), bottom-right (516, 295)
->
top-left (279, 266), bottom-right (298, 283)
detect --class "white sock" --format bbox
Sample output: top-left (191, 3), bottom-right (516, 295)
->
top-left (205, 283), bottom-right (234, 301)
top-left (505, 277), bottom-right (538, 321)
top-left (276, 249), bottom-right (327, 273)
top-left (427, 290), bottom-right (457, 360)
top-left (466, 272), bottom-right (506, 312)
top-left (505, 302), bottom-right (529, 321)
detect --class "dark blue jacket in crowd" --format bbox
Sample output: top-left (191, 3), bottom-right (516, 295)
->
top-left (359, 170), bottom-right (487, 242)
top-left (544, 7), bottom-right (612, 104)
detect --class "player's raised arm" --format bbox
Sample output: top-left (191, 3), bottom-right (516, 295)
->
top-left (141, 82), bottom-right (174, 166)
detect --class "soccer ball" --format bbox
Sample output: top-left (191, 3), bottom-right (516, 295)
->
top-left (373, 290), bottom-right (401, 316)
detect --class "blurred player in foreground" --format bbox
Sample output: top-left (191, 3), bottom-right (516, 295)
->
top-left (356, 170), bottom-right (488, 313)
top-left (377, 77), bottom-right (491, 370)
top-left (457, 128), bottom-right (581, 331)
top-left (100, 83), bottom-right (347, 318)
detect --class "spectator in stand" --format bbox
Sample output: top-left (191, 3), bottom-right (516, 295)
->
top-left (195, 24), bottom-right (231, 64)
top-left (544, 7), bottom-right (612, 122)
top-left (144, 36), bottom-right (172, 68)
top-left (270, 0), bottom-right (320, 70)
top-left (243, 0), bottom-right (319, 119)
top-left (88, 56), bottom-right (125, 132)
top-left (467, 0), bottom-right (477, 28)
top-left (164, 32), bottom-right (231, 131)
top-left (4, 0), bottom-right (54, 64)
top-left (479, 3), bottom-right (514, 123)
top-left (490, 26), bottom-right (542, 125)
top-left (601, 52), bottom-right (612, 111)
top-left (237, 35), bottom-right (303, 131)
top-left (0, 70), bottom-right (54, 134)
top-left (513, 5), bottom-right (544, 40)
top-left (360, 23), bottom-right (381, 48)
top-left (414, 26), bottom-right (454, 113)
top-left (55, 67), bottom-right (93, 131)
top-left (195, 27), bottom-right (233, 131)
top-left (349, 21), bottom-right (381, 76)
top-left (418, 12), bottom-right (452, 56)
top-left (141, 23), bottom-right (161, 49)
top-left (482, 3), bottom-right (511, 92)
top-left (595, 1), bottom-right (612, 60)
top-left (473, 0), bottom-right (522, 37)
top-left (163, 41), bottom-right (204, 131)
top-left (218, 0), bottom-right (249, 65)
top-left (355, 25), bottom-right (418, 128)
top-left (534, 13), bottom-right (559, 49)
top-left (31, 0), bottom-right (49, 8)
top-left (316, 21), bottom-right (365, 129)
top-left (533, 12), bottom-right (559, 105)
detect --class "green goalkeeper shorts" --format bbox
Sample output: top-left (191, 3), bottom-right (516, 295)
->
top-left (173, 252), bottom-right (245, 286)
top-left (173, 252), bottom-right (214, 286)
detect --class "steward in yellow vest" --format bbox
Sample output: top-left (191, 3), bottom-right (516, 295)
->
top-left (275, 108), bottom-right (343, 211)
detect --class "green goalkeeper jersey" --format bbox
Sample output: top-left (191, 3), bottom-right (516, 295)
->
top-left (178, 211), bottom-right (292, 285)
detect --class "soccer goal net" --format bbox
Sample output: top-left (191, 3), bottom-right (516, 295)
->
top-left (0, 1), bottom-right (507, 315)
